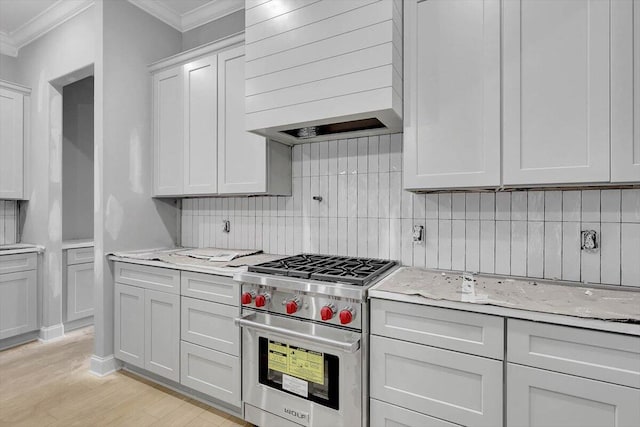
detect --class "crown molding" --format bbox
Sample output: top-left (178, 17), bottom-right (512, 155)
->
top-left (0, 0), bottom-right (94, 57)
top-left (127, 0), bottom-right (182, 31)
top-left (128, 0), bottom-right (243, 33)
top-left (182, 0), bottom-right (244, 32)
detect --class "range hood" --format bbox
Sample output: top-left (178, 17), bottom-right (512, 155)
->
top-left (244, 0), bottom-right (403, 144)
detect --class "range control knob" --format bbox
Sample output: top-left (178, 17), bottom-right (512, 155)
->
top-left (255, 293), bottom-right (270, 308)
top-left (339, 308), bottom-right (355, 325)
top-left (241, 291), bottom-right (255, 305)
top-left (320, 305), bottom-right (335, 321)
top-left (285, 299), bottom-right (299, 314)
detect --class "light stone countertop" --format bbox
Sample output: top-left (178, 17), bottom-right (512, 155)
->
top-left (0, 243), bottom-right (44, 256)
top-left (370, 267), bottom-right (640, 336)
top-left (108, 248), bottom-right (285, 277)
top-left (62, 239), bottom-right (94, 250)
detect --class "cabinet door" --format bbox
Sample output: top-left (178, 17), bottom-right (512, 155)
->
top-left (0, 88), bottom-right (24, 199)
top-left (184, 55), bottom-right (218, 195)
top-left (180, 341), bottom-right (241, 407)
top-left (0, 270), bottom-right (36, 339)
top-left (144, 289), bottom-right (180, 382)
top-left (217, 45), bottom-right (267, 194)
top-left (611, 0), bottom-right (640, 183)
top-left (114, 283), bottom-right (145, 368)
top-left (403, 0), bottom-right (500, 190)
top-left (370, 335), bottom-right (503, 427)
top-left (503, 0), bottom-right (610, 185)
top-left (507, 364), bottom-right (640, 427)
top-left (66, 262), bottom-right (94, 322)
top-left (153, 65), bottom-right (184, 196)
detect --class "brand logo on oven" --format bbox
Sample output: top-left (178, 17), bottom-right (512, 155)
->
top-left (284, 407), bottom-right (309, 421)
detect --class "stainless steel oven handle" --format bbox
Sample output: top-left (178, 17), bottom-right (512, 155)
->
top-left (234, 313), bottom-right (361, 353)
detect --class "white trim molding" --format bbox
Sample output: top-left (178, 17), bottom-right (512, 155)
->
top-left (38, 323), bottom-right (65, 342)
top-left (0, 0), bottom-right (94, 57)
top-left (128, 0), bottom-right (243, 33)
top-left (90, 354), bottom-right (121, 377)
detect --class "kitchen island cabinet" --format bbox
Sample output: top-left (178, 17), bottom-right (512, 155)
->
top-left (151, 36), bottom-right (291, 198)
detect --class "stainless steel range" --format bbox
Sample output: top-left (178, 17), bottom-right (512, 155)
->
top-left (234, 254), bottom-right (397, 427)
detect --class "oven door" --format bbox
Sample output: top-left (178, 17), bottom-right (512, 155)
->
top-left (236, 310), bottom-right (362, 427)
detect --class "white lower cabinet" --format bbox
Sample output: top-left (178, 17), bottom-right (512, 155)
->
top-left (370, 399), bottom-right (461, 427)
top-left (370, 335), bottom-right (503, 427)
top-left (66, 262), bottom-right (94, 322)
top-left (0, 269), bottom-right (37, 339)
top-left (507, 363), bottom-right (640, 427)
top-left (180, 341), bottom-right (241, 407)
top-left (114, 281), bottom-right (180, 382)
top-left (114, 283), bottom-right (145, 368)
top-left (145, 289), bottom-right (180, 382)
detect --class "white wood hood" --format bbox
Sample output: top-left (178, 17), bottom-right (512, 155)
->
top-left (244, 0), bottom-right (403, 144)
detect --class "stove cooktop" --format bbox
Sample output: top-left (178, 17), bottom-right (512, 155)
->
top-left (248, 254), bottom-right (396, 286)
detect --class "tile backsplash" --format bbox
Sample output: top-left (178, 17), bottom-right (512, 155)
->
top-left (181, 134), bottom-right (640, 287)
top-left (0, 201), bottom-right (18, 245)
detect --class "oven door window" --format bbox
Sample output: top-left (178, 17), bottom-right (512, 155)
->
top-left (258, 337), bottom-right (340, 410)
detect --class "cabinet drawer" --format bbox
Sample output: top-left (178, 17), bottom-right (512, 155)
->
top-left (370, 399), bottom-right (462, 427)
top-left (0, 253), bottom-right (37, 274)
top-left (371, 299), bottom-right (504, 359)
top-left (370, 335), bottom-right (503, 427)
top-left (507, 363), bottom-right (640, 427)
top-left (181, 297), bottom-right (239, 356)
top-left (66, 247), bottom-right (94, 265)
top-left (180, 271), bottom-right (237, 305)
top-left (180, 341), bottom-right (241, 408)
top-left (508, 319), bottom-right (640, 389)
top-left (115, 262), bottom-right (179, 294)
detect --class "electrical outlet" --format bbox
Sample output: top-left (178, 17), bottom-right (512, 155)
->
top-left (413, 225), bottom-right (424, 243)
top-left (581, 230), bottom-right (598, 251)
top-left (223, 219), bottom-right (231, 233)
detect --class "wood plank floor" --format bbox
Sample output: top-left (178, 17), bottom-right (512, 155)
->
top-left (0, 327), bottom-right (249, 427)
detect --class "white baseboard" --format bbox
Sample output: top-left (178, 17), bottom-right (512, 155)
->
top-left (90, 354), bottom-right (121, 377)
top-left (38, 324), bottom-right (64, 342)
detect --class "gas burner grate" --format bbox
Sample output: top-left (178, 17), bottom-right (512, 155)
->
top-left (248, 254), bottom-right (396, 285)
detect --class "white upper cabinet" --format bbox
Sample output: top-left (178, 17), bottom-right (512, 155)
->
top-left (151, 38), bottom-right (291, 197)
top-left (503, 0), bottom-right (611, 185)
top-left (153, 66), bottom-right (184, 196)
top-left (184, 56), bottom-right (218, 195)
top-left (611, 0), bottom-right (640, 183)
top-left (0, 81), bottom-right (29, 200)
top-left (403, 0), bottom-right (501, 190)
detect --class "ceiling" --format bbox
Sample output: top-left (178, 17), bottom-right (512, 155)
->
top-left (0, 0), bottom-right (242, 57)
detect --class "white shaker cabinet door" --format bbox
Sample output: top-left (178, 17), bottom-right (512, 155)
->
top-left (66, 262), bottom-right (94, 322)
top-left (503, 0), bottom-right (611, 185)
top-left (217, 45), bottom-right (267, 194)
top-left (144, 289), bottom-right (180, 382)
top-left (403, 0), bottom-right (501, 190)
top-left (0, 270), bottom-right (37, 339)
top-left (611, 0), bottom-right (640, 183)
top-left (183, 55), bottom-right (218, 195)
top-left (153, 65), bottom-right (184, 196)
top-left (507, 364), bottom-right (640, 427)
top-left (0, 88), bottom-right (24, 199)
top-left (114, 283), bottom-right (145, 368)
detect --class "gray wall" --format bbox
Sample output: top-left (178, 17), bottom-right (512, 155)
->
top-left (62, 76), bottom-right (94, 241)
top-left (93, 0), bottom-right (181, 362)
top-left (181, 9), bottom-right (244, 51)
top-left (0, 53), bottom-right (20, 82)
top-left (16, 5), bottom-right (97, 333)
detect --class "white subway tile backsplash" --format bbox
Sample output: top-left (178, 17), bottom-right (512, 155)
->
top-left (621, 223), bottom-right (640, 286)
top-left (181, 134), bottom-right (631, 287)
top-left (622, 189), bottom-right (640, 223)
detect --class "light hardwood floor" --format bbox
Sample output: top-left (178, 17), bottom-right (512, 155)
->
top-left (0, 327), bottom-right (250, 427)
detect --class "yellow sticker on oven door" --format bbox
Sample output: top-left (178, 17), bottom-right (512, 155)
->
top-left (267, 341), bottom-right (325, 385)
top-left (288, 346), bottom-right (324, 385)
